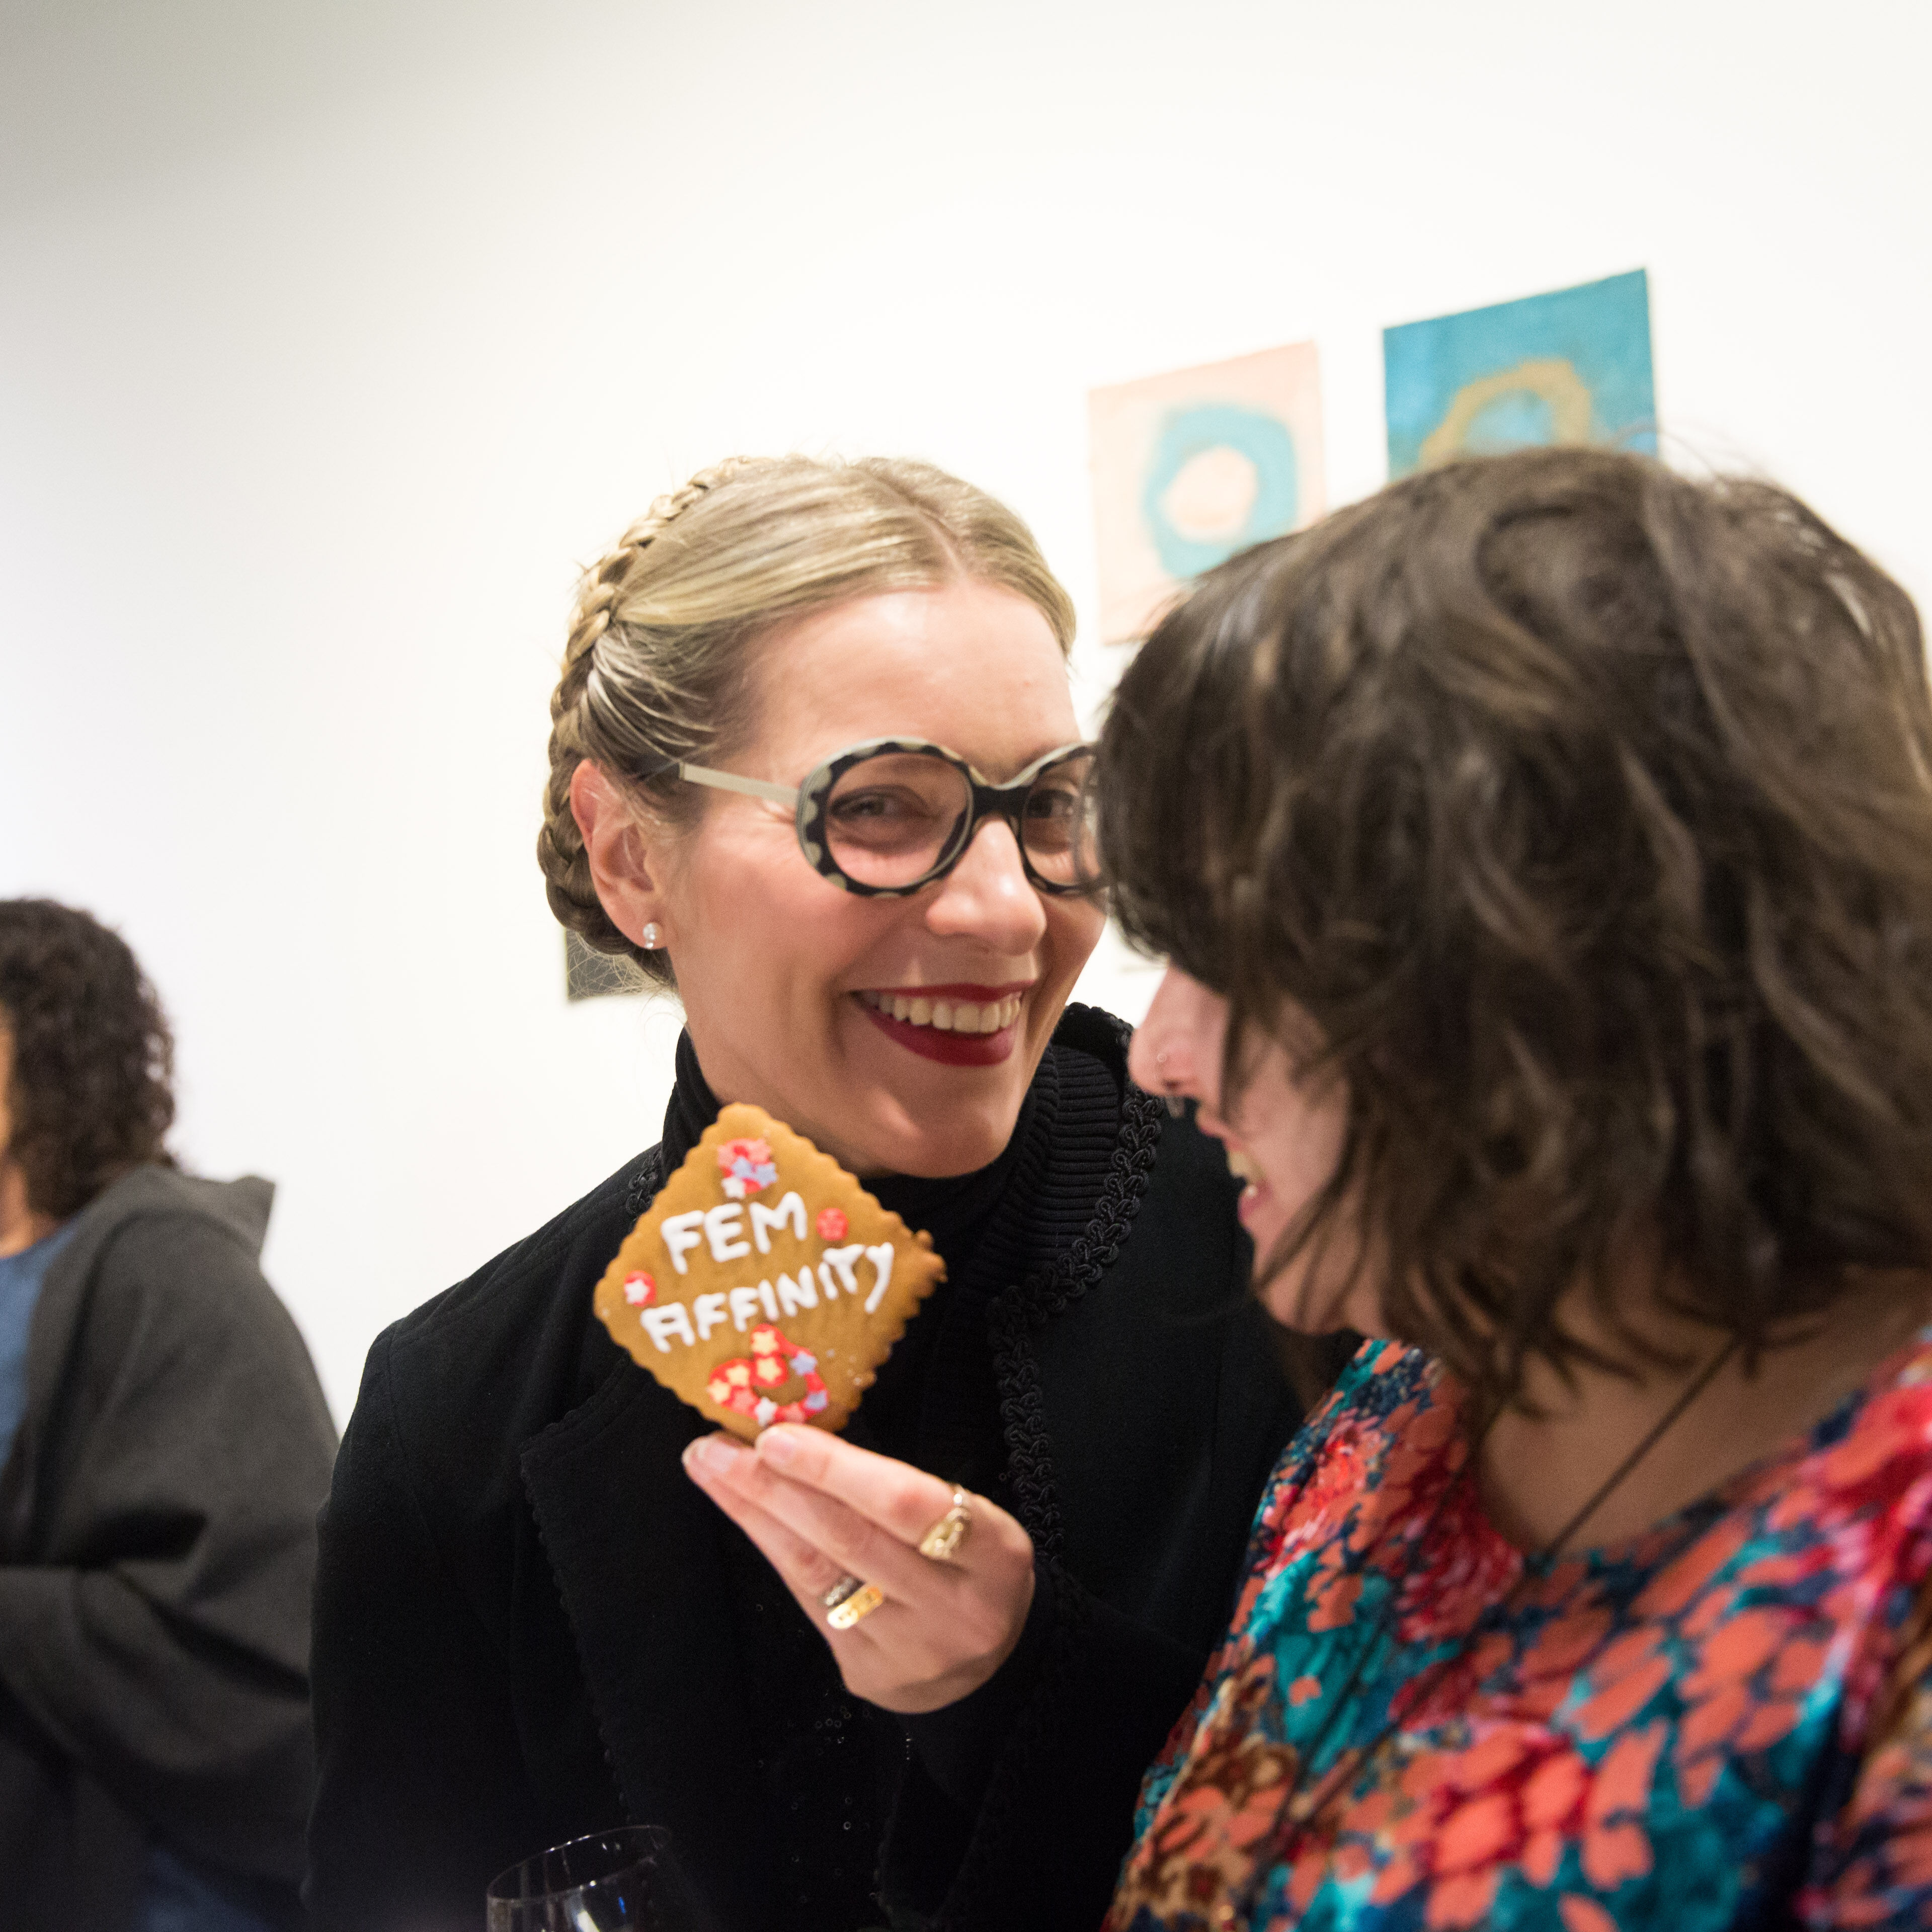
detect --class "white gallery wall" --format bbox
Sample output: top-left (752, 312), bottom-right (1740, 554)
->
top-left (3, 0), bottom-right (1927, 1422)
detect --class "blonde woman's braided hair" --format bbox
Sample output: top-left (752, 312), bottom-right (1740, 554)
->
top-left (539, 455), bottom-right (1076, 991)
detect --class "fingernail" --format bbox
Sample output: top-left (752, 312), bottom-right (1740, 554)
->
top-left (756, 1425), bottom-right (800, 1467)
top-left (683, 1434), bottom-right (742, 1480)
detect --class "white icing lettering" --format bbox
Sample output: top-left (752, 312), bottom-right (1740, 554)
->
top-left (704, 1203), bottom-right (751, 1263)
top-left (693, 1291), bottom-right (729, 1340)
top-left (661, 1211), bottom-right (706, 1275)
top-left (820, 1244), bottom-right (863, 1298)
top-left (641, 1304), bottom-right (697, 1352)
top-left (758, 1279), bottom-right (779, 1321)
top-left (776, 1268), bottom-right (818, 1316)
top-left (749, 1190), bottom-right (807, 1253)
top-left (863, 1243), bottom-right (895, 1314)
top-left (729, 1285), bottom-right (765, 1332)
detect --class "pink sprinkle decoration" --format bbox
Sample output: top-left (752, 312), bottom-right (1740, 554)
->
top-left (716, 1136), bottom-right (779, 1199)
top-left (623, 1272), bottom-right (655, 1307)
top-left (816, 1208), bottom-right (848, 1241)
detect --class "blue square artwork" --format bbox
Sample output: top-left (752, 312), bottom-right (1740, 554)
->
top-left (1384, 270), bottom-right (1657, 479)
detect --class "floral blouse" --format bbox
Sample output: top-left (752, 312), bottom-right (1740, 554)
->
top-left (1106, 1334), bottom-right (1932, 1931)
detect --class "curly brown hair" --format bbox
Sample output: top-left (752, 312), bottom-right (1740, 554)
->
top-left (1098, 448), bottom-right (1932, 1405)
top-left (0, 900), bottom-right (177, 1219)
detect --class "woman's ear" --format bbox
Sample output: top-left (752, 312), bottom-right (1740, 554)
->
top-left (570, 761), bottom-right (670, 950)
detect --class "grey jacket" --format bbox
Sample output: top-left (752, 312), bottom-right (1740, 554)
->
top-left (0, 1165), bottom-right (338, 1930)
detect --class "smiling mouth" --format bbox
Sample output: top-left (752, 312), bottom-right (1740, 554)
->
top-left (1223, 1144), bottom-right (1262, 1186)
top-left (1219, 1140), bottom-right (1271, 1228)
top-left (856, 989), bottom-right (1025, 1035)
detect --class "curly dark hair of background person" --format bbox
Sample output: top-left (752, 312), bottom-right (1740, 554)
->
top-left (1097, 446), bottom-right (1932, 1415)
top-left (0, 899), bottom-right (177, 1219)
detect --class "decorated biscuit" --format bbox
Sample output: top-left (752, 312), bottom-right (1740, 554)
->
top-left (594, 1102), bottom-right (945, 1441)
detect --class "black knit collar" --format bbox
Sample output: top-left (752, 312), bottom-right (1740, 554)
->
top-left (658, 1030), bottom-right (718, 1173)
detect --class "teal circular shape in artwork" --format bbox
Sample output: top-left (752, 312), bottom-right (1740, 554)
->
top-left (1142, 402), bottom-right (1299, 579)
top-left (1463, 388), bottom-right (1556, 454)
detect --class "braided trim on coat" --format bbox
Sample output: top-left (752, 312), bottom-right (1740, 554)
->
top-left (623, 1147), bottom-right (670, 1221)
top-left (989, 1014), bottom-right (1166, 1564)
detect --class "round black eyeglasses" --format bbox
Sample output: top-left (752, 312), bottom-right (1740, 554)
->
top-left (639, 737), bottom-right (1100, 899)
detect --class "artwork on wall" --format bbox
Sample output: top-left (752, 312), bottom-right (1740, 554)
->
top-left (565, 928), bottom-right (643, 1001)
top-left (1383, 269), bottom-right (1657, 479)
top-left (1088, 340), bottom-right (1325, 645)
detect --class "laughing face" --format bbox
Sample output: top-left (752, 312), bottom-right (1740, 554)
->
top-left (639, 580), bottom-right (1104, 1178)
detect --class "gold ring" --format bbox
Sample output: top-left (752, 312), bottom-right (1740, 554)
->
top-left (826, 1582), bottom-right (885, 1630)
top-left (917, 1486), bottom-right (973, 1562)
top-left (821, 1574), bottom-right (864, 1610)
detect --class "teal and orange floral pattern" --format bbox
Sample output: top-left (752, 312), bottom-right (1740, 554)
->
top-left (1106, 1335), bottom-right (1932, 1930)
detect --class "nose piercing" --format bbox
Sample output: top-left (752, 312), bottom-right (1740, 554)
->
top-left (1153, 1048), bottom-right (1187, 1118)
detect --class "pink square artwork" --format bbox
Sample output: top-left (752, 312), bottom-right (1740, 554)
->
top-left (1087, 340), bottom-right (1325, 645)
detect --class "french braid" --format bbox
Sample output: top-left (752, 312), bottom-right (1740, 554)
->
top-left (537, 467), bottom-right (739, 978)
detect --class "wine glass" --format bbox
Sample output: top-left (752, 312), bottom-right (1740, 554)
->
top-left (485, 1825), bottom-right (703, 1931)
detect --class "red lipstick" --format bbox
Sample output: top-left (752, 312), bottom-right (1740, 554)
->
top-left (851, 983), bottom-right (1031, 1068)
top-left (859, 1004), bottom-right (1019, 1066)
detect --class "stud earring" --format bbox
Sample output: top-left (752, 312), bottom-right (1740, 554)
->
top-left (641, 922), bottom-right (661, 950)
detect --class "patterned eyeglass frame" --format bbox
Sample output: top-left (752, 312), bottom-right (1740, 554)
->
top-left (638, 736), bottom-right (1099, 899)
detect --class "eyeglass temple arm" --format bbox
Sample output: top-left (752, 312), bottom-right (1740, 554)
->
top-left (673, 762), bottom-right (800, 808)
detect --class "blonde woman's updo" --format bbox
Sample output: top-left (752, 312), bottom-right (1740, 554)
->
top-left (538, 455), bottom-right (1077, 989)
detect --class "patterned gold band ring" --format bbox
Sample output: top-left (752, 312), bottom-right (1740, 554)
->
top-left (826, 1582), bottom-right (886, 1630)
top-left (918, 1486), bottom-right (973, 1563)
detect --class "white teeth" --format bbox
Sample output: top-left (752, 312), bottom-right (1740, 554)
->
top-left (859, 991), bottom-right (1025, 1033)
top-left (1225, 1146), bottom-right (1260, 1185)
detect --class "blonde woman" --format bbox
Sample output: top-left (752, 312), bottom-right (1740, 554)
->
top-left (306, 458), bottom-right (1307, 1932)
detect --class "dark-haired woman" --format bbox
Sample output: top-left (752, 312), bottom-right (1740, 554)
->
top-left (0, 899), bottom-right (337, 1931)
top-left (1101, 449), bottom-right (1932, 1929)
top-left (723, 448), bottom-right (1932, 1928)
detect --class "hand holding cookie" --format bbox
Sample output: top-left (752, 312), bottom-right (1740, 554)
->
top-left (683, 1425), bottom-right (1036, 1715)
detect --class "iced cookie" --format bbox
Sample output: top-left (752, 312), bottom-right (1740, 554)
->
top-left (594, 1102), bottom-right (945, 1441)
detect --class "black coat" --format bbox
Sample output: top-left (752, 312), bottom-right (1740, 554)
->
top-left (307, 1009), bottom-right (1301, 1931)
top-left (0, 1166), bottom-right (338, 1932)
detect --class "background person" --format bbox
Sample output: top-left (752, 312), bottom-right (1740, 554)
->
top-left (0, 899), bottom-right (338, 1932)
top-left (306, 456), bottom-right (1306, 1932)
top-left (1092, 449), bottom-right (1932, 1928)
